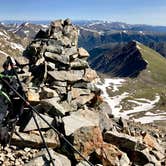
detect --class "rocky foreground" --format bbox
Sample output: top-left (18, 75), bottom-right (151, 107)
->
top-left (0, 19), bottom-right (165, 166)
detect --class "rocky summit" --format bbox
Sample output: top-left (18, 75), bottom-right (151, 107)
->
top-left (0, 19), bottom-right (165, 166)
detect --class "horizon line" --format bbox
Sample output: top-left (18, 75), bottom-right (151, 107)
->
top-left (1, 19), bottom-right (166, 27)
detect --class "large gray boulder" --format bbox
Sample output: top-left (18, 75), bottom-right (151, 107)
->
top-left (25, 148), bottom-right (71, 166)
top-left (104, 131), bottom-right (147, 151)
top-left (40, 98), bottom-right (68, 116)
top-left (62, 109), bottom-right (112, 136)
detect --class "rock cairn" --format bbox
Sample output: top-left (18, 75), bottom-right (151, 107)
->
top-left (0, 19), bottom-right (165, 166)
top-left (23, 18), bottom-right (100, 114)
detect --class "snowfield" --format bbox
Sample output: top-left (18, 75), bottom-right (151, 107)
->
top-left (96, 78), bottom-right (164, 124)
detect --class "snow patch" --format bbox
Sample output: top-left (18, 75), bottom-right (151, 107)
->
top-left (96, 78), bottom-right (126, 115)
top-left (122, 96), bottom-right (160, 116)
top-left (41, 24), bottom-right (49, 28)
top-left (10, 42), bottom-right (24, 51)
top-left (24, 30), bottom-right (30, 34)
top-left (96, 77), bottom-right (163, 124)
top-left (139, 31), bottom-right (144, 35)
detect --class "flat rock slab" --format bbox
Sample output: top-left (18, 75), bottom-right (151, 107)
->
top-left (71, 87), bottom-right (91, 99)
top-left (23, 113), bottom-right (54, 132)
top-left (48, 70), bottom-right (84, 82)
top-left (45, 51), bottom-right (70, 65)
top-left (70, 58), bottom-right (89, 69)
top-left (11, 132), bottom-right (60, 148)
top-left (71, 93), bottom-right (95, 106)
top-left (25, 148), bottom-right (71, 166)
top-left (62, 109), bottom-right (99, 136)
top-left (40, 98), bottom-right (68, 116)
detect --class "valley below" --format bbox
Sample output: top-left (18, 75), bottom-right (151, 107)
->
top-left (96, 75), bottom-right (166, 129)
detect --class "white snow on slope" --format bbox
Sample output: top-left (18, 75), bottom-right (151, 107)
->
top-left (24, 30), bottom-right (30, 34)
top-left (122, 96), bottom-right (160, 117)
top-left (10, 42), bottom-right (24, 51)
top-left (96, 78), bottom-right (127, 115)
top-left (135, 111), bottom-right (166, 124)
top-left (41, 24), bottom-right (49, 28)
top-left (96, 78), bottom-right (163, 124)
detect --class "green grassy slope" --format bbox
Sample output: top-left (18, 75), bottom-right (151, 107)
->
top-left (137, 42), bottom-right (166, 84)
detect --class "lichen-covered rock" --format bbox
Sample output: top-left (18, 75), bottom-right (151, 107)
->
top-left (72, 126), bottom-right (103, 161)
top-left (95, 143), bottom-right (130, 166)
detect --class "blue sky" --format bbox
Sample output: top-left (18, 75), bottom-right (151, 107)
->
top-left (0, 0), bottom-right (166, 25)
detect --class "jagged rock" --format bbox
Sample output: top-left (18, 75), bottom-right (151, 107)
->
top-left (64, 18), bottom-right (72, 25)
top-left (142, 133), bottom-right (164, 153)
top-left (48, 70), bottom-right (84, 82)
top-left (51, 85), bottom-right (67, 94)
top-left (104, 131), bottom-right (147, 151)
top-left (78, 47), bottom-right (89, 58)
top-left (40, 98), bottom-right (68, 116)
top-left (25, 148), bottom-right (71, 166)
top-left (45, 45), bottom-right (63, 54)
top-left (71, 93), bottom-right (95, 106)
top-left (119, 117), bottom-right (130, 134)
top-left (133, 148), bottom-right (161, 165)
top-left (98, 111), bottom-right (113, 132)
top-left (72, 126), bottom-right (103, 161)
top-left (45, 129), bottom-right (60, 142)
top-left (150, 150), bottom-right (165, 161)
top-left (70, 58), bottom-right (89, 69)
top-left (47, 38), bottom-right (63, 47)
top-left (64, 47), bottom-right (78, 57)
top-left (62, 109), bottom-right (112, 136)
top-left (71, 87), bottom-right (91, 99)
top-left (45, 51), bottom-right (70, 65)
top-left (95, 143), bottom-right (130, 166)
top-left (98, 101), bottom-right (112, 115)
top-left (61, 36), bottom-right (73, 47)
top-left (49, 20), bottom-right (63, 35)
top-left (60, 101), bottom-right (78, 112)
top-left (63, 25), bottom-right (78, 46)
top-left (83, 68), bottom-right (98, 82)
top-left (23, 113), bottom-right (54, 132)
top-left (11, 132), bottom-right (60, 148)
top-left (39, 86), bottom-right (59, 99)
top-left (62, 109), bottom-right (99, 135)
top-left (27, 89), bottom-right (40, 102)
top-left (103, 131), bottom-right (165, 165)
top-left (52, 80), bottom-right (67, 87)
top-left (51, 19), bottom-right (63, 28)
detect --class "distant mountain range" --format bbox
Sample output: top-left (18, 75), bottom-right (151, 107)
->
top-left (89, 41), bottom-right (166, 82)
top-left (1, 19), bottom-right (166, 31)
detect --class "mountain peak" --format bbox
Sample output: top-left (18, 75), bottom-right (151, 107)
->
top-left (89, 41), bottom-right (166, 84)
